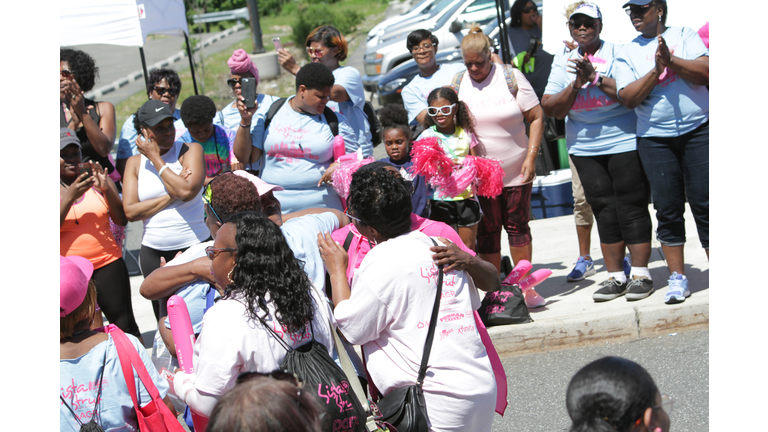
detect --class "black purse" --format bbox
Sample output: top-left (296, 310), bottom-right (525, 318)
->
top-left (477, 283), bottom-right (533, 326)
top-left (375, 239), bottom-right (443, 432)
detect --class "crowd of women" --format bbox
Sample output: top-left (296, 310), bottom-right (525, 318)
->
top-left (60, 0), bottom-right (703, 427)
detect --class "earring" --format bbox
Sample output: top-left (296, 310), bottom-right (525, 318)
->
top-left (227, 266), bottom-right (236, 284)
top-left (658, 15), bottom-right (662, 22)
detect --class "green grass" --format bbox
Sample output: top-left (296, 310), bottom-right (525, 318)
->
top-left (115, 0), bottom-right (387, 127)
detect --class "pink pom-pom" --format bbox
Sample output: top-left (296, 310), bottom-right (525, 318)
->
top-left (466, 156), bottom-right (504, 197)
top-left (332, 157), bottom-right (375, 198)
top-left (411, 137), bottom-right (454, 180)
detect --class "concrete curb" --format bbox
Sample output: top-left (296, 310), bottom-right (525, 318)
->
top-left (488, 292), bottom-right (709, 357)
top-left (87, 23), bottom-right (247, 99)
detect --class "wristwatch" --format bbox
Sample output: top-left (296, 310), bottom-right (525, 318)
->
top-left (596, 75), bottom-right (604, 87)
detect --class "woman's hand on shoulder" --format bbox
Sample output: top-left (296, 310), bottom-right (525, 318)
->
top-left (430, 237), bottom-right (473, 272)
top-left (318, 231), bottom-right (348, 276)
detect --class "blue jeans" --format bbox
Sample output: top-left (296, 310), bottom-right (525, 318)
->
top-left (637, 122), bottom-right (709, 249)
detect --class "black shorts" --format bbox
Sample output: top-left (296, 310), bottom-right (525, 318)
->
top-left (429, 199), bottom-right (482, 228)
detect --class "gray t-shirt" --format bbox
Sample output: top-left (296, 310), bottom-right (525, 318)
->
top-left (507, 26), bottom-right (553, 101)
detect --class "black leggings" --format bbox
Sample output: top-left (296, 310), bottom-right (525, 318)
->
top-left (570, 151), bottom-right (652, 245)
top-left (92, 258), bottom-right (142, 339)
top-left (139, 244), bottom-right (190, 320)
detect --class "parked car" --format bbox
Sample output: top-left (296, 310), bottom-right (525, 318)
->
top-left (376, 13), bottom-right (510, 107)
top-left (362, 0), bottom-right (499, 92)
top-left (367, 0), bottom-right (439, 49)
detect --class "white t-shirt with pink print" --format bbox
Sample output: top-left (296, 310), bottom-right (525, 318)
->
top-left (457, 64), bottom-right (540, 187)
top-left (334, 230), bottom-right (496, 432)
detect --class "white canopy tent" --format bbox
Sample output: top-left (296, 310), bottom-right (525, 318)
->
top-left (60, 0), bottom-right (198, 94)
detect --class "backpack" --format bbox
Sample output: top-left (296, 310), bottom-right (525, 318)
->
top-left (363, 101), bottom-right (382, 147)
top-left (266, 323), bottom-right (367, 432)
top-left (449, 63), bottom-right (519, 98)
top-left (264, 97), bottom-right (339, 136)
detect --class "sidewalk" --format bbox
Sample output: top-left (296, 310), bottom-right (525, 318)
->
top-left (126, 203), bottom-right (709, 355)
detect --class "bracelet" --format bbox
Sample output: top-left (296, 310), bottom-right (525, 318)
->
top-left (571, 82), bottom-right (580, 92)
top-left (591, 72), bottom-right (600, 86)
top-left (158, 164), bottom-right (169, 177)
top-left (529, 146), bottom-right (540, 153)
top-left (240, 123), bottom-right (251, 128)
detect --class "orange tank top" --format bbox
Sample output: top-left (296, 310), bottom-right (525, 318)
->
top-left (60, 187), bottom-right (122, 269)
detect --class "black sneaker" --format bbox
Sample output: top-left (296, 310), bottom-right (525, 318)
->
top-left (592, 278), bottom-right (628, 302)
top-left (625, 276), bottom-right (654, 301)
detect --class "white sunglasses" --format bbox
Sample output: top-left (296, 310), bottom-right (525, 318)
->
top-left (427, 104), bottom-right (456, 116)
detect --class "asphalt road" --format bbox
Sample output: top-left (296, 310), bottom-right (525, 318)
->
top-left (490, 329), bottom-right (709, 432)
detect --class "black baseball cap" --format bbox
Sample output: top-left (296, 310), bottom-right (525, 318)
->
top-left (137, 100), bottom-right (175, 127)
top-left (622, 0), bottom-right (657, 7)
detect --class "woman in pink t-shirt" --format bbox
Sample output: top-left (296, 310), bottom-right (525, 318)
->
top-left (450, 26), bottom-right (545, 284)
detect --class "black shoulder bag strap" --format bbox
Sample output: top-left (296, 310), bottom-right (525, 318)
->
top-left (322, 107), bottom-right (339, 136)
top-left (417, 238), bottom-right (444, 387)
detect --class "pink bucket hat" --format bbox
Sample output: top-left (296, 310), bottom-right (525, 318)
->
top-left (60, 255), bottom-right (94, 317)
top-left (227, 49), bottom-right (260, 84)
top-left (232, 170), bottom-right (284, 196)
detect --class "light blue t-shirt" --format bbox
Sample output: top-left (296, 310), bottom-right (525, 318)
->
top-left (614, 27), bottom-right (709, 137)
top-left (282, 212), bottom-right (339, 291)
top-left (214, 94), bottom-right (280, 171)
top-left (260, 96), bottom-right (358, 214)
top-left (60, 334), bottom-right (169, 432)
top-left (544, 41), bottom-right (638, 156)
top-left (327, 66), bottom-right (373, 158)
top-left (162, 240), bottom-right (220, 335)
top-left (402, 62), bottom-right (466, 125)
top-left (116, 109), bottom-right (187, 160)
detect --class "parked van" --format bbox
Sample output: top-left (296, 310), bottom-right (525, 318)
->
top-left (362, 0), bottom-right (499, 92)
top-left (367, 0), bottom-right (439, 48)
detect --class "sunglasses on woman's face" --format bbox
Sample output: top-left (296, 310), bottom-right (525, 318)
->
top-left (60, 69), bottom-right (74, 79)
top-left (624, 4), bottom-right (651, 16)
top-left (151, 85), bottom-right (179, 96)
top-left (227, 78), bottom-right (242, 88)
top-left (427, 104), bottom-right (456, 116)
top-left (522, 6), bottom-right (537, 13)
top-left (306, 47), bottom-right (325, 57)
top-left (569, 18), bottom-right (598, 29)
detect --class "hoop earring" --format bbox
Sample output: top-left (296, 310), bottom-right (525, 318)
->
top-left (227, 266), bottom-right (236, 284)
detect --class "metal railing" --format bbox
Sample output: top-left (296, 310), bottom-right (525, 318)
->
top-left (191, 7), bottom-right (250, 25)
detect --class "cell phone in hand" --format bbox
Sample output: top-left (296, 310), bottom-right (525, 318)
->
top-left (241, 77), bottom-right (257, 109)
top-left (272, 37), bottom-right (283, 51)
top-left (77, 162), bottom-right (92, 178)
top-left (527, 37), bottom-right (540, 57)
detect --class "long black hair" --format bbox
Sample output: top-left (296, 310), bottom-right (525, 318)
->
top-left (423, 87), bottom-right (478, 139)
top-left (348, 165), bottom-right (412, 240)
top-left (566, 356), bottom-right (659, 432)
top-left (223, 211), bottom-right (315, 334)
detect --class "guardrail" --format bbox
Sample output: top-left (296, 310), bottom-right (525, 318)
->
top-left (191, 7), bottom-right (250, 25)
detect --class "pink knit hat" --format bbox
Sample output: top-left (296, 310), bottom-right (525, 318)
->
top-left (60, 255), bottom-right (94, 317)
top-left (227, 49), bottom-right (260, 83)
